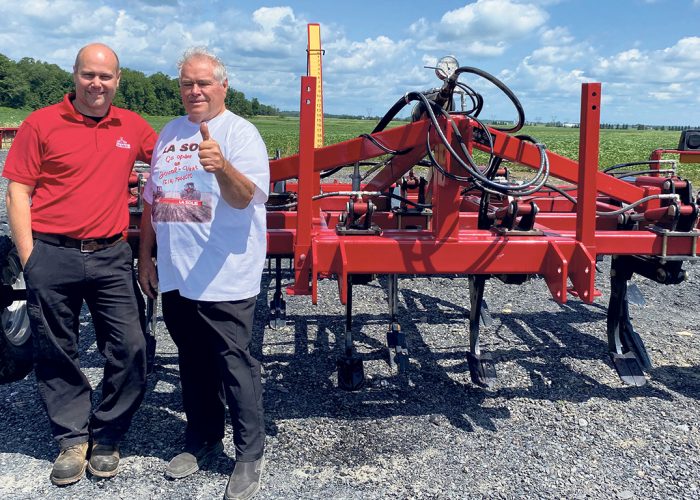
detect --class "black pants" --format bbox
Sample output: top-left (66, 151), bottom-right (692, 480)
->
top-left (161, 290), bottom-right (265, 462)
top-left (24, 240), bottom-right (147, 449)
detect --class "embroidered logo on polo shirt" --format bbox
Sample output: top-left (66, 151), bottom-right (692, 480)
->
top-left (116, 137), bottom-right (131, 149)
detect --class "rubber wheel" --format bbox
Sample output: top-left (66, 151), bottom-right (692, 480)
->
top-left (0, 234), bottom-right (32, 384)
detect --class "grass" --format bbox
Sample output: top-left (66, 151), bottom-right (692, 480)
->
top-left (0, 107), bottom-right (31, 126)
top-left (2, 106), bottom-right (697, 182)
top-left (498, 126), bottom-right (700, 183)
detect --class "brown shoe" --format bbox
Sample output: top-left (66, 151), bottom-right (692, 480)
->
top-left (87, 443), bottom-right (120, 478)
top-left (50, 442), bottom-right (89, 486)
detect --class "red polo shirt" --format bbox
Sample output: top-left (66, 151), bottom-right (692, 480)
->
top-left (3, 94), bottom-right (157, 239)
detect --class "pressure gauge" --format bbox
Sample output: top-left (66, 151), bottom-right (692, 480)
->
top-left (435, 55), bottom-right (459, 80)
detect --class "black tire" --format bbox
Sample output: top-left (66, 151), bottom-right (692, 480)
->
top-left (0, 233), bottom-right (32, 384)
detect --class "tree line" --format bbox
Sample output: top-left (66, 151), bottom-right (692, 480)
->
top-left (0, 53), bottom-right (280, 117)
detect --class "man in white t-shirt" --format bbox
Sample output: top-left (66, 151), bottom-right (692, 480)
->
top-left (138, 47), bottom-right (269, 500)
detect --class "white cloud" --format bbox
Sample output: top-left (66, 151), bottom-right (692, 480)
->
top-left (411, 0), bottom-right (547, 55)
top-left (530, 43), bottom-right (593, 65)
top-left (595, 37), bottom-right (700, 83)
top-left (16, 0), bottom-right (75, 20)
top-left (500, 31), bottom-right (700, 124)
top-left (0, 1), bottom-right (696, 125)
top-left (228, 7), bottom-right (307, 57)
top-left (408, 18), bottom-right (430, 38)
top-left (439, 0), bottom-right (548, 40)
top-left (327, 36), bottom-right (410, 72)
top-left (661, 36), bottom-right (700, 63)
top-left (539, 26), bottom-right (574, 46)
top-left (56, 6), bottom-right (116, 36)
top-left (252, 6), bottom-right (296, 28)
top-left (649, 83), bottom-right (690, 101)
top-left (516, 57), bottom-right (592, 93)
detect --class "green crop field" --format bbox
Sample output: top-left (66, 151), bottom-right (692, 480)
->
top-left (248, 118), bottom-right (700, 183)
top-left (2, 106), bottom-right (698, 183)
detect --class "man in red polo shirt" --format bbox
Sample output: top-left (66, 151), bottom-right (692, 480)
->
top-left (3, 43), bottom-right (156, 486)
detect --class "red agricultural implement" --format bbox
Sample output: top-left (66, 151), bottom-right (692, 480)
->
top-left (259, 27), bottom-right (700, 390)
top-left (261, 69), bottom-right (700, 390)
top-left (1, 26), bottom-right (699, 390)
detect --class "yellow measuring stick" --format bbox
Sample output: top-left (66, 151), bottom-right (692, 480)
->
top-left (307, 23), bottom-right (324, 148)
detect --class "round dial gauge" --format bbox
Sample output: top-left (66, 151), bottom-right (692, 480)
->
top-left (435, 55), bottom-right (459, 80)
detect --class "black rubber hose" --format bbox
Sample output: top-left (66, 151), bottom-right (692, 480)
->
top-left (372, 96), bottom-right (412, 133)
top-left (453, 66), bottom-right (525, 133)
top-left (358, 133), bottom-right (412, 155)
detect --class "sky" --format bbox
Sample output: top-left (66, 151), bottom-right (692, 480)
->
top-left (1, 0), bottom-right (699, 126)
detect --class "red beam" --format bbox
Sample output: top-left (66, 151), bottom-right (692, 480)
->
top-left (576, 83), bottom-right (600, 255)
top-left (289, 76), bottom-right (318, 297)
top-left (270, 120), bottom-right (431, 183)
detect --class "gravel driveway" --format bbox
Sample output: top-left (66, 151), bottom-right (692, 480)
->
top-left (1, 149), bottom-right (699, 499)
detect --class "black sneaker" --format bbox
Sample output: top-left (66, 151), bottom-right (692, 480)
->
top-left (165, 440), bottom-right (224, 479)
top-left (225, 455), bottom-right (265, 500)
top-left (50, 442), bottom-right (89, 486)
top-left (87, 443), bottom-right (120, 478)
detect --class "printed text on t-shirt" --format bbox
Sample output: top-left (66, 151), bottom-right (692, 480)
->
top-left (162, 143), bottom-right (199, 153)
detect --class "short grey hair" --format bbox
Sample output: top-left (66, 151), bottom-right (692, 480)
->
top-left (177, 47), bottom-right (228, 84)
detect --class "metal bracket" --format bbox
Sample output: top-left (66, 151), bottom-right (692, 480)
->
top-left (647, 226), bottom-right (700, 262)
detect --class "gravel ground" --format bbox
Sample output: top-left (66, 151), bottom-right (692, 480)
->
top-left (1, 149), bottom-right (699, 499)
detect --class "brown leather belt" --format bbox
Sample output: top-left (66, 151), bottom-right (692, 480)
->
top-left (32, 231), bottom-right (124, 253)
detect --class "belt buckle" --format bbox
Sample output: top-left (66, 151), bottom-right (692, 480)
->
top-left (80, 239), bottom-right (99, 253)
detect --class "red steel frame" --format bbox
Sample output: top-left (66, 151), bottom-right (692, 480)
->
top-left (267, 82), bottom-right (700, 307)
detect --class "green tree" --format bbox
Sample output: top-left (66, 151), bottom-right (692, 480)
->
top-left (0, 54), bottom-right (29, 108)
top-left (14, 57), bottom-right (71, 109)
top-left (148, 72), bottom-right (183, 115)
top-left (226, 89), bottom-right (252, 116)
top-left (113, 68), bottom-right (158, 114)
top-left (0, 52), bottom-right (279, 118)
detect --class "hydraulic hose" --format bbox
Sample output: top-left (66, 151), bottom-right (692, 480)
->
top-left (453, 66), bottom-right (525, 134)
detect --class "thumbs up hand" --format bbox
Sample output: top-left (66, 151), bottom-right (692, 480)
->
top-left (199, 121), bottom-right (225, 173)
top-left (200, 121), bottom-right (211, 141)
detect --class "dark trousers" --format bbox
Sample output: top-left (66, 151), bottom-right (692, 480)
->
top-left (24, 240), bottom-right (147, 449)
top-left (161, 290), bottom-right (265, 462)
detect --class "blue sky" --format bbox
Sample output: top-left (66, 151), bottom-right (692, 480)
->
top-left (1, 0), bottom-right (699, 125)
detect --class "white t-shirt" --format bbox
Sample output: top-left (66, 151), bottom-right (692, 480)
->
top-left (144, 110), bottom-right (269, 301)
